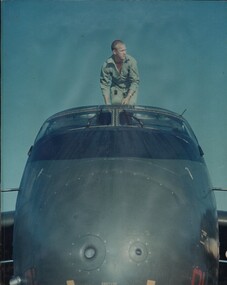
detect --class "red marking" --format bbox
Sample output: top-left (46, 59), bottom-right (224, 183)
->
top-left (24, 268), bottom-right (37, 285)
top-left (191, 268), bottom-right (206, 285)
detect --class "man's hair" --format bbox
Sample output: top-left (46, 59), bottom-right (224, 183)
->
top-left (111, 40), bottom-right (125, 51)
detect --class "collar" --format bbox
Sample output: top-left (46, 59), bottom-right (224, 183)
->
top-left (107, 55), bottom-right (129, 64)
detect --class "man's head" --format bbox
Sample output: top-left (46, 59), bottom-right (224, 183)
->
top-left (111, 40), bottom-right (127, 62)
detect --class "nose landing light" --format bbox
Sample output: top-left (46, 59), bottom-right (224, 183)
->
top-left (9, 276), bottom-right (22, 285)
top-left (70, 235), bottom-right (106, 271)
top-left (84, 246), bottom-right (97, 259)
top-left (129, 241), bottom-right (148, 263)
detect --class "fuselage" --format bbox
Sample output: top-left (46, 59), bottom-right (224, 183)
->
top-left (12, 105), bottom-right (219, 285)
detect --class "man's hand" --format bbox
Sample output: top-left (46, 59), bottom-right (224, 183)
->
top-left (104, 95), bottom-right (111, 105)
top-left (122, 93), bottom-right (133, 105)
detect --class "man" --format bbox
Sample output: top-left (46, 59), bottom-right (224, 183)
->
top-left (100, 40), bottom-right (140, 105)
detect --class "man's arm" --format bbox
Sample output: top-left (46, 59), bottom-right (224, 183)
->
top-left (128, 58), bottom-right (140, 92)
top-left (122, 57), bottom-right (139, 105)
top-left (100, 63), bottom-right (111, 105)
top-left (103, 94), bottom-right (111, 105)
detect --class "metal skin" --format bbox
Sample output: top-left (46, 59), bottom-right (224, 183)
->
top-left (12, 105), bottom-right (219, 285)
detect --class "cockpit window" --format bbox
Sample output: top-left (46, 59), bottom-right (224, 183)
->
top-left (119, 111), bottom-right (190, 135)
top-left (35, 110), bottom-right (112, 142)
top-left (35, 109), bottom-right (195, 146)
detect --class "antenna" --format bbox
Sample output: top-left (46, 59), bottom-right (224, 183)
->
top-left (1, 188), bottom-right (19, 193)
top-left (213, 187), bottom-right (227, 192)
top-left (181, 109), bottom-right (187, 116)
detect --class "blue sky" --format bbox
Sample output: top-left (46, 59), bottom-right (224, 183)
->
top-left (2, 0), bottom-right (227, 211)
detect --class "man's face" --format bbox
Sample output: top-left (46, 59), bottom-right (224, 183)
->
top-left (113, 43), bottom-right (127, 62)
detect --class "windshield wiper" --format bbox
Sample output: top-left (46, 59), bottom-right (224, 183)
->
top-left (86, 113), bottom-right (98, 127)
top-left (87, 109), bottom-right (111, 127)
top-left (121, 110), bottom-right (144, 128)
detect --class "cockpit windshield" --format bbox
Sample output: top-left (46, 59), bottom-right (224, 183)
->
top-left (35, 107), bottom-right (196, 145)
top-left (31, 107), bottom-right (202, 161)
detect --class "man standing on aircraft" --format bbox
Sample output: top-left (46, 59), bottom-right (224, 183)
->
top-left (100, 40), bottom-right (140, 105)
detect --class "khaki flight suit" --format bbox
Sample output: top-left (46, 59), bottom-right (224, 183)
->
top-left (100, 55), bottom-right (140, 105)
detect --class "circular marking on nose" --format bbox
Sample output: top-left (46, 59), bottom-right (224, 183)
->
top-left (135, 248), bottom-right (142, 256)
top-left (129, 241), bottom-right (148, 263)
top-left (69, 235), bottom-right (106, 271)
top-left (84, 246), bottom-right (96, 259)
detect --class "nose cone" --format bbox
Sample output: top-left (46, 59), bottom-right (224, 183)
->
top-left (31, 158), bottom-right (195, 284)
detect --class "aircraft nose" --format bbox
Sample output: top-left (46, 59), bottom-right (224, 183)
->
top-left (30, 159), bottom-right (196, 284)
